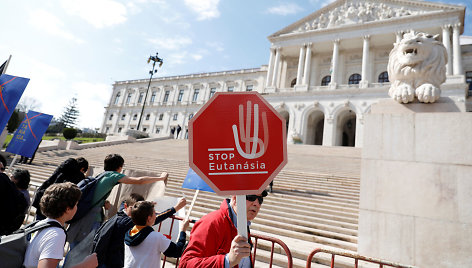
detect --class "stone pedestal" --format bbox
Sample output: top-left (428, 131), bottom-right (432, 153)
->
top-left (359, 98), bottom-right (472, 267)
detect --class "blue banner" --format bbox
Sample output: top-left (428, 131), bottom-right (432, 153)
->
top-left (182, 168), bottom-right (214, 192)
top-left (6, 111), bottom-right (52, 157)
top-left (0, 74), bottom-right (30, 131)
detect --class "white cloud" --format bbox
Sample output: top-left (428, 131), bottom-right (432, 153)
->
top-left (192, 54), bottom-right (203, 61)
top-left (147, 36), bottom-right (192, 50)
top-left (60, 0), bottom-right (127, 28)
top-left (161, 13), bottom-right (191, 29)
top-left (267, 3), bottom-right (303, 16)
top-left (184, 0), bottom-right (220, 21)
top-left (70, 82), bottom-right (111, 128)
top-left (206, 41), bottom-right (224, 52)
top-left (166, 50), bottom-right (204, 66)
top-left (28, 9), bottom-right (84, 44)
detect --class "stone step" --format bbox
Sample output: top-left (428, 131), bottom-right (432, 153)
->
top-left (7, 139), bottom-right (362, 268)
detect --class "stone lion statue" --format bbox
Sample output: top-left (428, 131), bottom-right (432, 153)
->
top-left (387, 31), bottom-right (447, 103)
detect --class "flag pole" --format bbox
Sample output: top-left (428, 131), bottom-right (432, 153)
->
top-left (236, 195), bottom-right (248, 238)
top-left (2, 55), bottom-right (12, 75)
top-left (0, 55), bottom-right (11, 74)
top-left (185, 189), bottom-right (199, 222)
top-left (0, 55), bottom-right (12, 144)
top-left (7, 154), bottom-right (19, 175)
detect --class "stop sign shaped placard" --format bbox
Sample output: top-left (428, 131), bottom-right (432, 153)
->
top-left (189, 92), bottom-right (287, 195)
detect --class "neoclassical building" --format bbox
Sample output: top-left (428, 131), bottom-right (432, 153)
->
top-left (101, 0), bottom-right (472, 147)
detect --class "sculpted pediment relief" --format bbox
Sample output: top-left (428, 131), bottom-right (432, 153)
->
top-left (294, 1), bottom-right (426, 34)
top-left (271, 0), bottom-right (462, 37)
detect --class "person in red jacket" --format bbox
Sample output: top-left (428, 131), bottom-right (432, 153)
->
top-left (179, 190), bottom-right (267, 268)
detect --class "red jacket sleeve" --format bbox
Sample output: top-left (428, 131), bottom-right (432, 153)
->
top-left (179, 210), bottom-right (236, 268)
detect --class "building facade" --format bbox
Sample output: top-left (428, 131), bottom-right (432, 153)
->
top-left (101, 0), bottom-right (471, 147)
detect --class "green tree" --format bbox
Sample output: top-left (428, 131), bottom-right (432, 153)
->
top-left (63, 128), bottom-right (78, 140)
top-left (46, 118), bottom-right (65, 134)
top-left (59, 97), bottom-right (79, 128)
top-left (7, 109), bottom-right (21, 133)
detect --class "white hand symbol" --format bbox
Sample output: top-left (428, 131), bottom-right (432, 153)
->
top-left (232, 101), bottom-right (268, 159)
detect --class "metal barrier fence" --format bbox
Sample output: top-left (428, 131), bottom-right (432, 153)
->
top-left (158, 215), bottom-right (187, 268)
top-left (306, 248), bottom-right (417, 268)
top-left (252, 233), bottom-right (294, 268)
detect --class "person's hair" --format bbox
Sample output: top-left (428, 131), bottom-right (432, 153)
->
top-left (0, 154), bottom-right (6, 168)
top-left (40, 182), bottom-right (81, 219)
top-left (104, 154), bottom-right (124, 171)
top-left (130, 201), bottom-right (154, 226)
top-left (11, 168), bottom-right (30, 190)
top-left (124, 193), bottom-right (145, 207)
top-left (49, 158), bottom-right (84, 185)
top-left (76, 157), bottom-right (89, 173)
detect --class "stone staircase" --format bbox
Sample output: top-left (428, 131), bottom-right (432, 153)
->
top-left (7, 139), bottom-right (362, 268)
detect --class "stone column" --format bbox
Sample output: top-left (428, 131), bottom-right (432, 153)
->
top-left (360, 36), bottom-right (370, 88)
top-left (166, 111), bottom-right (172, 135)
top-left (355, 115), bottom-right (363, 148)
top-left (202, 83), bottom-right (210, 101)
top-left (302, 43), bottom-right (312, 86)
top-left (266, 47), bottom-right (276, 87)
top-left (296, 44), bottom-right (306, 86)
top-left (329, 40), bottom-right (340, 89)
top-left (272, 47), bottom-right (281, 87)
top-left (322, 115), bottom-right (335, 146)
top-left (442, 25), bottom-right (452, 75)
top-left (452, 23), bottom-right (463, 75)
top-left (151, 111), bottom-right (159, 135)
top-left (158, 88), bottom-right (164, 104)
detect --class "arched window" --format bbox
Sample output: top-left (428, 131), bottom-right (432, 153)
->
top-left (138, 92), bottom-right (144, 103)
top-left (290, 78), bottom-right (297, 88)
top-left (321, 76), bottom-right (331, 86)
top-left (114, 92), bottom-right (121, 105)
top-left (348, 73), bottom-right (361, 84)
top-left (126, 93), bottom-right (132, 104)
top-left (378, 71), bottom-right (389, 83)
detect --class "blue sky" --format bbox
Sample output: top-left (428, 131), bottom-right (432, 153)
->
top-left (1, 0), bottom-right (470, 129)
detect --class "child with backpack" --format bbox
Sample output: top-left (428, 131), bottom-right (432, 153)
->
top-left (92, 194), bottom-right (187, 268)
top-left (124, 201), bottom-right (189, 268)
top-left (23, 182), bottom-right (97, 268)
top-left (67, 154), bottom-right (169, 248)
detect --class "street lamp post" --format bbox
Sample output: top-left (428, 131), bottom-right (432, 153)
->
top-left (137, 52), bottom-right (163, 131)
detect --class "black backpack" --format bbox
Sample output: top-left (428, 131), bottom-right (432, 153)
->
top-left (67, 171), bottom-right (112, 224)
top-left (0, 220), bottom-right (65, 268)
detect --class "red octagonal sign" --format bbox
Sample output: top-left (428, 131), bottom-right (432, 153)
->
top-left (189, 92), bottom-right (287, 195)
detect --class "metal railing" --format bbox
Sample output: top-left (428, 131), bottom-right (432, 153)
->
top-left (252, 233), bottom-right (293, 268)
top-left (158, 219), bottom-right (293, 268)
top-left (158, 215), bottom-right (188, 268)
top-left (306, 248), bottom-right (417, 268)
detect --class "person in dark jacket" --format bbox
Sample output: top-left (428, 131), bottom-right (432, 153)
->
top-left (93, 194), bottom-right (187, 268)
top-left (124, 201), bottom-right (190, 268)
top-left (0, 171), bottom-right (28, 235)
top-left (32, 158), bottom-right (85, 220)
top-left (11, 168), bottom-right (31, 208)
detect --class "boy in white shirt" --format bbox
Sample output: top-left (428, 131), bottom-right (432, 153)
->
top-left (23, 182), bottom-right (98, 268)
top-left (124, 201), bottom-right (189, 268)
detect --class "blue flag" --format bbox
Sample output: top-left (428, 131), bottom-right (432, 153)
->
top-left (182, 168), bottom-right (214, 192)
top-left (6, 111), bottom-right (52, 157)
top-left (0, 74), bottom-right (30, 131)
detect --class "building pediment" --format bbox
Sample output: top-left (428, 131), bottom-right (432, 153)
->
top-left (269, 0), bottom-right (465, 39)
